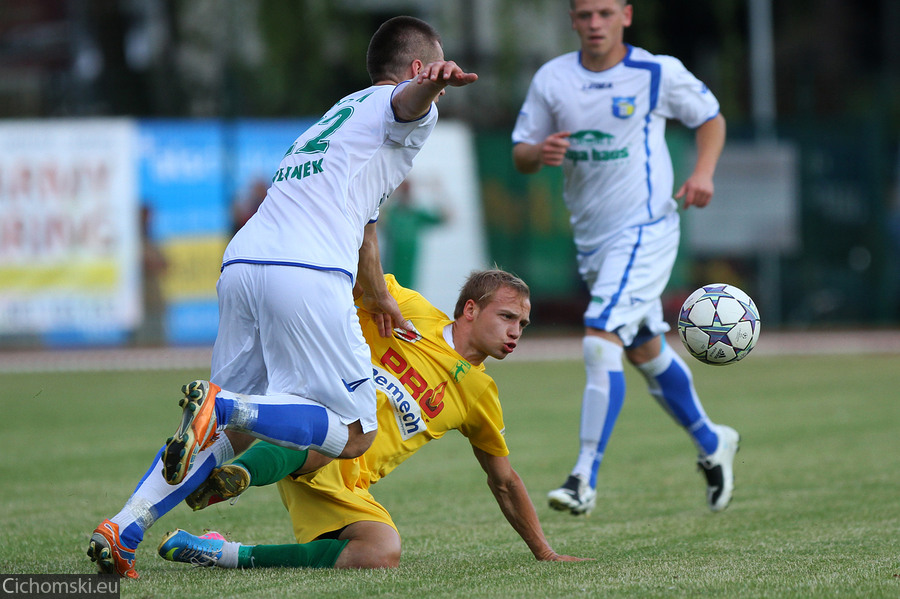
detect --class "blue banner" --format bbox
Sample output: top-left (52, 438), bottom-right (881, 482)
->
top-left (138, 119), bottom-right (314, 346)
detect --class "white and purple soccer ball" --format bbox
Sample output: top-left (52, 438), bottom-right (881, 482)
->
top-left (677, 283), bottom-right (761, 365)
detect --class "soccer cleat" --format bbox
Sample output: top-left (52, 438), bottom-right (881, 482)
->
top-left (698, 424), bottom-right (741, 512)
top-left (185, 464), bottom-right (251, 511)
top-left (158, 529), bottom-right (225, 567)
top-left (87, 519), bottom-right (139, 579)
top-left (547, 474), bottom-right (597, 516)
top-left (162, 380), bottom-right (221, 485)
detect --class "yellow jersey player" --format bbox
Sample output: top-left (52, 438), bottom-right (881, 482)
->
top-left (156, 271), bottom-right (589, 569)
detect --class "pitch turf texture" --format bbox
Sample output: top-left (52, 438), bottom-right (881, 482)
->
top-left (2, 352), bottom-right (898, 598)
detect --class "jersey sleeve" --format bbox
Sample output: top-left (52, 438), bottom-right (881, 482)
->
top-left (385, 81), bottom-right (439, 147)
top-left (458, 379), bottom-right (509, 457)
top-left (511, 69), bottom-right (556, 146)
top-left (656, 56), bottom-right (720, 128)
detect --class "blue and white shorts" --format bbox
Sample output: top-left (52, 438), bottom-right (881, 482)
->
top-left (577, 213), bottom-right (680, 348)
top-left (210, 262), bottom-right (378, 433)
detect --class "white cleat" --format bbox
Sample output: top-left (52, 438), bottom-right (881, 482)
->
top-left (547, 474), bottom-right (597, 516)
top-left (698, 425), bottom-right (741, 512)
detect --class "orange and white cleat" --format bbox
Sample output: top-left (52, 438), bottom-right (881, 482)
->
top-left (87, 519), bottom-right (139, 579)
top-left (162, 380), bottom-right (221, 485)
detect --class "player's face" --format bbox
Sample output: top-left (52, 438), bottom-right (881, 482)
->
top-left (570, 0), bottom-right (632, 68)
top-left (470, 286), bottom-right (531, 361)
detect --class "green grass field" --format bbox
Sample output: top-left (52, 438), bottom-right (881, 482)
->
top-left (2, 352), bottom-right (899, 598)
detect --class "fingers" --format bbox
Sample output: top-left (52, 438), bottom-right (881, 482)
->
top-left (681, 188), bottom-right (712, 208)
top-left (541, 131), bottom-right (570, 166)
top-left (675, 180), bottom-right (713, 209)
top-left (417, 61), bottom-right (478, 86)
top-left (374, 313), bottom-right (390, 338)
top-left (374, 300), bottom-right (413, 338)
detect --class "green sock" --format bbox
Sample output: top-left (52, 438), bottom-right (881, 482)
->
top-left (237, 539), bottom-right (349, 569)
top-left (233, 441), bottom-right (308, 487)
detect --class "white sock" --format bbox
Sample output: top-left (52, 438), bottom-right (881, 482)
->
top-left (217, 541), bottom-right (241, 568)
top-left (572, 336), bottom-right (624, 482)
top-left (110, 435), bottom-right (234, 537)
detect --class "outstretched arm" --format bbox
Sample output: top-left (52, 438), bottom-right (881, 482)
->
top-left (391, 61), bottom-right (478, 122)
top-left (472, 446), bottom-right (590, 562)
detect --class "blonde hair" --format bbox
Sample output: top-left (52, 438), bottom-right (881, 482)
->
top-left (454, 269), bottom-right (530, 319)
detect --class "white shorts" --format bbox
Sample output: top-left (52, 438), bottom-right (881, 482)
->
top-left (578, 213), bottom-right (679, 348)
top-left (210, 262), bottom-right (377, 433)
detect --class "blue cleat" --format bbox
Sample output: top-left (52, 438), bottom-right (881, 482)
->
top-left (157, 529), bottom-right (225, 567)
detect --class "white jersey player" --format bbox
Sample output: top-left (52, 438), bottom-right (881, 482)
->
top-left (513, 46), bottom-right (719, 251)
top-left (225, 84), bottom-right (434, 281)
top-left (512, 0), bottom-right (738, 515)
top-left (88, 16), bottom-right (478, 579)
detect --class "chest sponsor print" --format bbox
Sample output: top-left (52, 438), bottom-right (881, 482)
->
top-left (372, 364), bottom-right (427, 440)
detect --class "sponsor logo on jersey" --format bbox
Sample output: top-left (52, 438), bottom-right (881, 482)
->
top-left (565, 130), bottom-right (629, 165)
top-left (393, 325), bottom-right (422, 343)
top-left (452, 360), bottom-right (470, 383)
top-left (612, 96), bottom-right (636, 119)
top-left (569, 130), bottom-right (615, 145)
top-left (341, 377), bottom-right (369, 393)
top-left (583, 82), bottom-right (612, 90)
top-left (372, 364), bottom-right (426, 440)
top-left (379, 347), bottom-right (447, 419)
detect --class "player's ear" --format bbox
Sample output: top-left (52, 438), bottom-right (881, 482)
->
top-left (463, 298), bottom-right (479, 321)
top-left (409, 58), bottom-right (424, 78)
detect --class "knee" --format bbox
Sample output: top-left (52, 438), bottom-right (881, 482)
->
top-left (224, 430), bottom-right (255, 454)
top-left (337, 536), bottom-right (401, 569)
top-left (339, 427), bottom-right (376, 459)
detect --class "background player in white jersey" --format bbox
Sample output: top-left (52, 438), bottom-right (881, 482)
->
top-left (511, 0), bottom-right (738, 516)
top-left (88, 16), bottom-right (478, 578)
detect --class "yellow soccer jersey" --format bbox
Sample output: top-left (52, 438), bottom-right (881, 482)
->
top-left (277, 275), bottom-right (509, 543)
top-left (356, 275), bottom-right (509, 487)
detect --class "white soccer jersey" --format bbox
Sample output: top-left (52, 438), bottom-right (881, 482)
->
top-left (223, 82), bottom-right (439, 282)
top-left (512, 45), bottom-right (720, 252)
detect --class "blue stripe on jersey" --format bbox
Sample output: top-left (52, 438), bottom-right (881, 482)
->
top-left (586, 225), bottom-right (645, 330)
top-left (220, 259), bottom-right (353, 281)
top-left (622, 45), bottom-right (661, 110)
top-left (622, 45), bottom-right (662, 220)
top-left (641, 115), bottom-right (653, 219)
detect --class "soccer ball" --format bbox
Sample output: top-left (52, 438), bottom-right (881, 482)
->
top-left (677, 283), bottom-right (761, 365)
